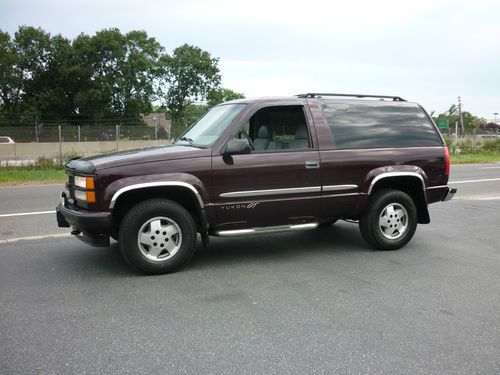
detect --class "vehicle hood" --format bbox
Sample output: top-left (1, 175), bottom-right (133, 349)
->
top-left (67, 145), bottom-right (208, 172)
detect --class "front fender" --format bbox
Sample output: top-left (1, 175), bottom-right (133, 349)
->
top-left (103, 173), bottom-right (209, 209)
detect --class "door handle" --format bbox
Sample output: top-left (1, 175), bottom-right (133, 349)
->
top-left (305, 160), bottom-right (320, 169)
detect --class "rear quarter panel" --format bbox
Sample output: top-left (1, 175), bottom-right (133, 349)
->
top-left (307, 98), bottom-right (449, 218)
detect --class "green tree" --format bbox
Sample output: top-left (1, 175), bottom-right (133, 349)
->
top-left (436, 104), bottom-right (488, 133)
top-left (72, 29), bottom-right (125, 123)
top-left (160, 44), bottom-right (221, 129)
top-left (36, 34), bottom-right (74, 121)
top-left (117, 30), bottom-right (163, 120)
top-left (0, 27), bottom-right (74, 123)
top-left (7, 26), bottom-right (53, 120)
top-left (0, 26), bottom-right (231, 130)
top-left (71, 28), bottom-right (163, 124)
top-left (0, 30), bottom-right (21, 118)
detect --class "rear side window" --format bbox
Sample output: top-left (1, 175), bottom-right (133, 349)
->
top-left (321, 100), bottom-right (442, 149)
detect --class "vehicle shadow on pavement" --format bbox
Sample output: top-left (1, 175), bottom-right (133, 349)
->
top-left (60, 241), bottom-right (135, 277)
top-left (190, 222), bottom-right (369, 270)
top-left (53, 222), bottom-right (367, 276)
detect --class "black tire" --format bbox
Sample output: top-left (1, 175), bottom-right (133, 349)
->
top-left (359, 189), bottom-right (418, 251)
top-left (118, 199), bottom-right (197, 274)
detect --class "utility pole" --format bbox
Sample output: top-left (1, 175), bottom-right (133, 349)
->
top-left (58, 124), bottom-right (62, 167)
top-left (156, 116), bottom-right (159, 141)
top-left (458, 96), bottom-right (465, 138)
top-left (494, 112), bottom-right (499, 136)
top-left (35, 115), bottom-right (39, 143)
top-left (152, 117), bottom-right (158, 141)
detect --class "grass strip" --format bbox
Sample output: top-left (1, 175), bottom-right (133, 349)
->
top-left (450, 151), bottom-right (500, 164)
top-left (0, 169), bottom-right (66, 186)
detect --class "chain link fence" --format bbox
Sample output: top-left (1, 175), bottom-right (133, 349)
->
top-left (2, 126), bottom-right (498, 144)
top-left (0, 125), bottom-right (172, 164)
top-left (438, 129), bottom-right (500, 153)
top-left (0, 125), bottom-right (170, 143)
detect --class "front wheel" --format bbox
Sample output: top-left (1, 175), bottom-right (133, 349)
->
top-left (359, 189), bottom-right (418, 250)
top-left (118, 199), bottom-right (197, 274)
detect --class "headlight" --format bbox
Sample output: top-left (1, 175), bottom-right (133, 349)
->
top-left (74, 176), bottom-right (95, 189)
top-left (74, 175), bottom-right (96, 203)
top-left (74, 190), bottom-right (96, 203)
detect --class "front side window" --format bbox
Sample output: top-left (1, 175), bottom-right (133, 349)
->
top-left (176, 104), bottom-right (245, 147)
top-left (232, 105), bottom-right (311, 152)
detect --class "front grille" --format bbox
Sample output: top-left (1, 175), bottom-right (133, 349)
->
top-left (66, 173), bottom-right (76, 205)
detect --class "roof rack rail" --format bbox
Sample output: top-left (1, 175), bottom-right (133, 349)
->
top-left (296, 93), bottom-right (406, 101)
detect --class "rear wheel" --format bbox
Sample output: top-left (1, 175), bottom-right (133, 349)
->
top-left (359, 189), bottom-right (418, 250)
top-left (118, 199), bottom-right (197, 274)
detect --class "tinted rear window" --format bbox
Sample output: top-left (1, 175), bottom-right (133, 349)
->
top-left (321, 100), bottom-right (441, 149)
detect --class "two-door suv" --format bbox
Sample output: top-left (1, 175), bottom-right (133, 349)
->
top-left (57, 93), bottom-right (456, 274)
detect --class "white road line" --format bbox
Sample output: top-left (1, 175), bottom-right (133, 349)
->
top-left (0, 233), bottom-right (71, 244)
top-left (449, 178), bottom-right (500, 184)
top-left (479, 166), bottom-right (500, 170)
top-left (0, 183), bottom-right (63, 189)
top-left (0, 210), bottom-right (56, 218)
top-left (454, 196), bottom-right (500, 201)
top-left (452, 163), bottom-right (500, 167)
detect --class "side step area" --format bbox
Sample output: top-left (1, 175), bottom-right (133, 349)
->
top-left (214, 222), bottom-right (319, 237)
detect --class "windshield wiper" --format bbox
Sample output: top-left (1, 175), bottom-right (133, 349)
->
top-left (177, 136), bottom-right (195, 146)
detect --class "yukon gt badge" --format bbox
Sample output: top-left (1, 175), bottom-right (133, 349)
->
top-left (220, 202), bottom-right (260, 210)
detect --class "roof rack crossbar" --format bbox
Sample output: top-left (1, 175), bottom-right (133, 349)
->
top-left (296, 93), bottom-right (406, 101)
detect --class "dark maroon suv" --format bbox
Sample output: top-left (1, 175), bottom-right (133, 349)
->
top-left (57, 93), bottom-right (456, 274)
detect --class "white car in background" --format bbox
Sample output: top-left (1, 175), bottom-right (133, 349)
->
top-left (0, 136), bottom-right (15, 144)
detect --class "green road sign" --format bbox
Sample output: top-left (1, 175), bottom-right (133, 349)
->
top-left (438, 120), bottom-right (449, 129)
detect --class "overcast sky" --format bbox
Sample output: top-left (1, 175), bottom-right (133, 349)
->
top-left (1, 0), bottom-right (499, 119)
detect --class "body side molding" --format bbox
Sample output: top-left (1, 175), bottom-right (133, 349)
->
top-left (322, 184), bottom-right (358, 192)
top-left (219, 184), bottom-right (359, 199)
top-left (219, 186), bottom-right (321, 198)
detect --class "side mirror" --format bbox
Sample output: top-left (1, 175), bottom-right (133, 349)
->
top-left (223, 138), bottom-right (251, 156)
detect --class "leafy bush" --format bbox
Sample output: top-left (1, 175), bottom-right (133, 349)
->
top-left (458, 138), bottom-right (475, 153)
top-left (34, 156), bottom-right (56, 169)
top-left (482, 139), bottom-right (500, 152)
top-left (443, 136), bottom-right (453, 149)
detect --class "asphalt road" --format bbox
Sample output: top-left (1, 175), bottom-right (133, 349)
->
top-left (1, 163), bottom-right (499, 374)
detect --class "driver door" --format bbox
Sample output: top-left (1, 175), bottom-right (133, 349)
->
top-left (211, 104), bottom-right (321, 231)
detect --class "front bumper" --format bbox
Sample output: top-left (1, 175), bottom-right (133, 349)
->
top-left (57, 203), bottom-right (111, 227)
top-left (442, 187), bottom-right (457, 202)
top-left (56, 193), bottom-right (112, 247)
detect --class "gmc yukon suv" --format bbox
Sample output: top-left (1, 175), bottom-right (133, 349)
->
top-left (57, 93), bottom-right (456, 274)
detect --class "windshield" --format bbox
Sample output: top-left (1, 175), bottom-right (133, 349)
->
top-left (176, 104), bottom-right (245, 147)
